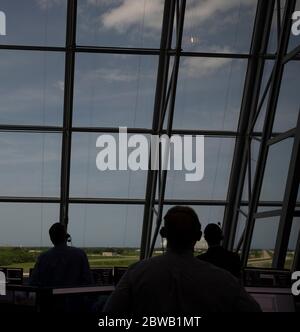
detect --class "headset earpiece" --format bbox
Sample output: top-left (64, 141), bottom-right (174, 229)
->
top-left (66, 233), bottom-right (71, 242)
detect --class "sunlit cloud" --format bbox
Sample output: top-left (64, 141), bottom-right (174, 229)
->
top-left (100, 0), bottom-right (253, 33)
top-left (184, 0), bottom-right (254, 28)
top-left (101, 0), bottom-right (164, 32)
top-left (83, 68), bottom-right (137, 83)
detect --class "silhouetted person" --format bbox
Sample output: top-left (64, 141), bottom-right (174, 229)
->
top-left (30, 223), bottom-right (93, 288)
top-left (198, 223), bottom-right (241, 278)
top-left (104, 206), bottom-right (260, 314)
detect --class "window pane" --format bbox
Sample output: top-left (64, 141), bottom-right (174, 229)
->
top-left (0, 51), bottom-right (65, 126)
top-left (253, 61), bottom-right (274, 133)
top-left (288, 0), bottom-right (300, 52)
top-left (0, 133), bottom-right (61, 197)
top-left (164, 137), bottom-right (235, 200)
top-left (68, 204), bottom-right (144, 249)
top-left (273, 62), bottom-right (300, 132)
top-left (76, 0), bottom-right (163, 48)
top-left (182, 0), bottom-right (257, 53)
top-left (259, 138), bottom-right (293, 202)
top-left (254, 61), bottom-right (300, 134)
top-left (248, 216), bottom-right (280, 268)
top-left (234, 212), bottom-right (246, 250)
top-left (285, 217), bottom-right (300, 269)
top-left (73, 54), bottom-right (158, 128)
top-left (267, 0), bottom-right (286, 54)
top-left (0, 203), bottom-right (59, 247)
top-left (70, 133), bottom-right (148, 198)
top-left (0, 0), bottom-right (67, 46)
top-left (173, 59), bottom-right (247, 131)
top-left (242, 138), bottom-right (261, 201)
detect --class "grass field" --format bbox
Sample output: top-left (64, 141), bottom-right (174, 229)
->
top-left (5, 255), bottom-right (140, 273)
top-left (1, 247), bottom-right (295, 274)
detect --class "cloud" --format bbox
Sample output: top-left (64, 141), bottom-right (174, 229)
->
top-left (100, 0), bottom-right (253, 33)
top-left (184, 0), bottom-right (254, 28)
top-left (101, 0), bottom-right (164, 32)
top-left (83, 68), bottom-right (137, 83)
top-left (181, 47), bottom-right (233, 78)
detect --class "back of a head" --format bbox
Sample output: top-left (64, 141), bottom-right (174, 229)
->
top-left (49, 223), bottom-right (67, 246)
top-left (204, 223), bottom-right (223, 246)
top-left (161, 206), bottom-right (202, 250)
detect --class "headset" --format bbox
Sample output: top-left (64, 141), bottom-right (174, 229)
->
top-left (66, 233), bottom-right (72, 246)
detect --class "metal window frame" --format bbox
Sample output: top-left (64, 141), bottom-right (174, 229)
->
top-left (139, 0), bottom-right (178, 260)
top-left (272, 111), bottom-right (300, 268)
top-left (1, 0), bottom-right (299, 265)
top-left (223, 0), bottom-right (298, 268)
top-left (223, 0), bottom-right (275, 250)
top-left (59, 0), bottom-right (77, 227)
top-left (240, 0), bottom-right (297, 268)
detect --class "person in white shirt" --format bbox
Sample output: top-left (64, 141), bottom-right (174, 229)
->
top-left (104, 206), bottom-right (261, 314)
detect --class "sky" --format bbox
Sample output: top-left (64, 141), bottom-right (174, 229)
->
top-left (0, 0), bottom-right (299, 250)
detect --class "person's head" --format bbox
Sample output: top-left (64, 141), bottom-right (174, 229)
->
top-left (160, 206), bottom-right (202, 251)
top-left (204, 223), bottom-right (224, 247)
top-left (49, 223), bottom-right (68, 246)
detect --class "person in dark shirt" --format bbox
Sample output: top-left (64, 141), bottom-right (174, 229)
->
top-left (29, 223), bottom-right (93, 288)
top-left (198, 223), bottom-right (242, 278)
top-left (104, 207), bottom-right (260, 314)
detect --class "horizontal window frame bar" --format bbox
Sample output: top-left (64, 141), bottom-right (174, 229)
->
top-left (0, 44), bottom-right (251, 57)
top-left (69, 198), bottom-right (145, 205)
top-left (0, 197), bottom-right (61, 203)
top-left (76, 46), bottom-right (161, 55)
top-left (69, 198), bottom-right (229, 206)
top-left (283, 44), bottom-right (300, 64)
top-left (240, 201), bottom-right (295, 207)
top-left (0, 124), bottom-right (288, 137)
top-left (1, 44), bottom-right (300, 62)
top-left (0, 125), bottom-right (63, 133)
top-left (0, 45), bottom-right (66, 52)
top-left (0, 197), bottom-right (295, 207)
top-left (0, 125), bottom-right (286, 140)
top-left (254, 209), bottom-right (282, 219)
top-left (267, 128), bottom-right (296, 146)
top-left (161, 199), bottom-right (227, 206)
top-left (0, 44), bottom-right (294, 60)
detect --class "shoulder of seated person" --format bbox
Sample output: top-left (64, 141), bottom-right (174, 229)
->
top-left (197, 259), bottom-right (239, 279)
top-left (197, 253), bottom-right (207, 259)
top-left (127, 254), bottom-right (166, 271)
top-left (68, 246), bottom-right (86, 255)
